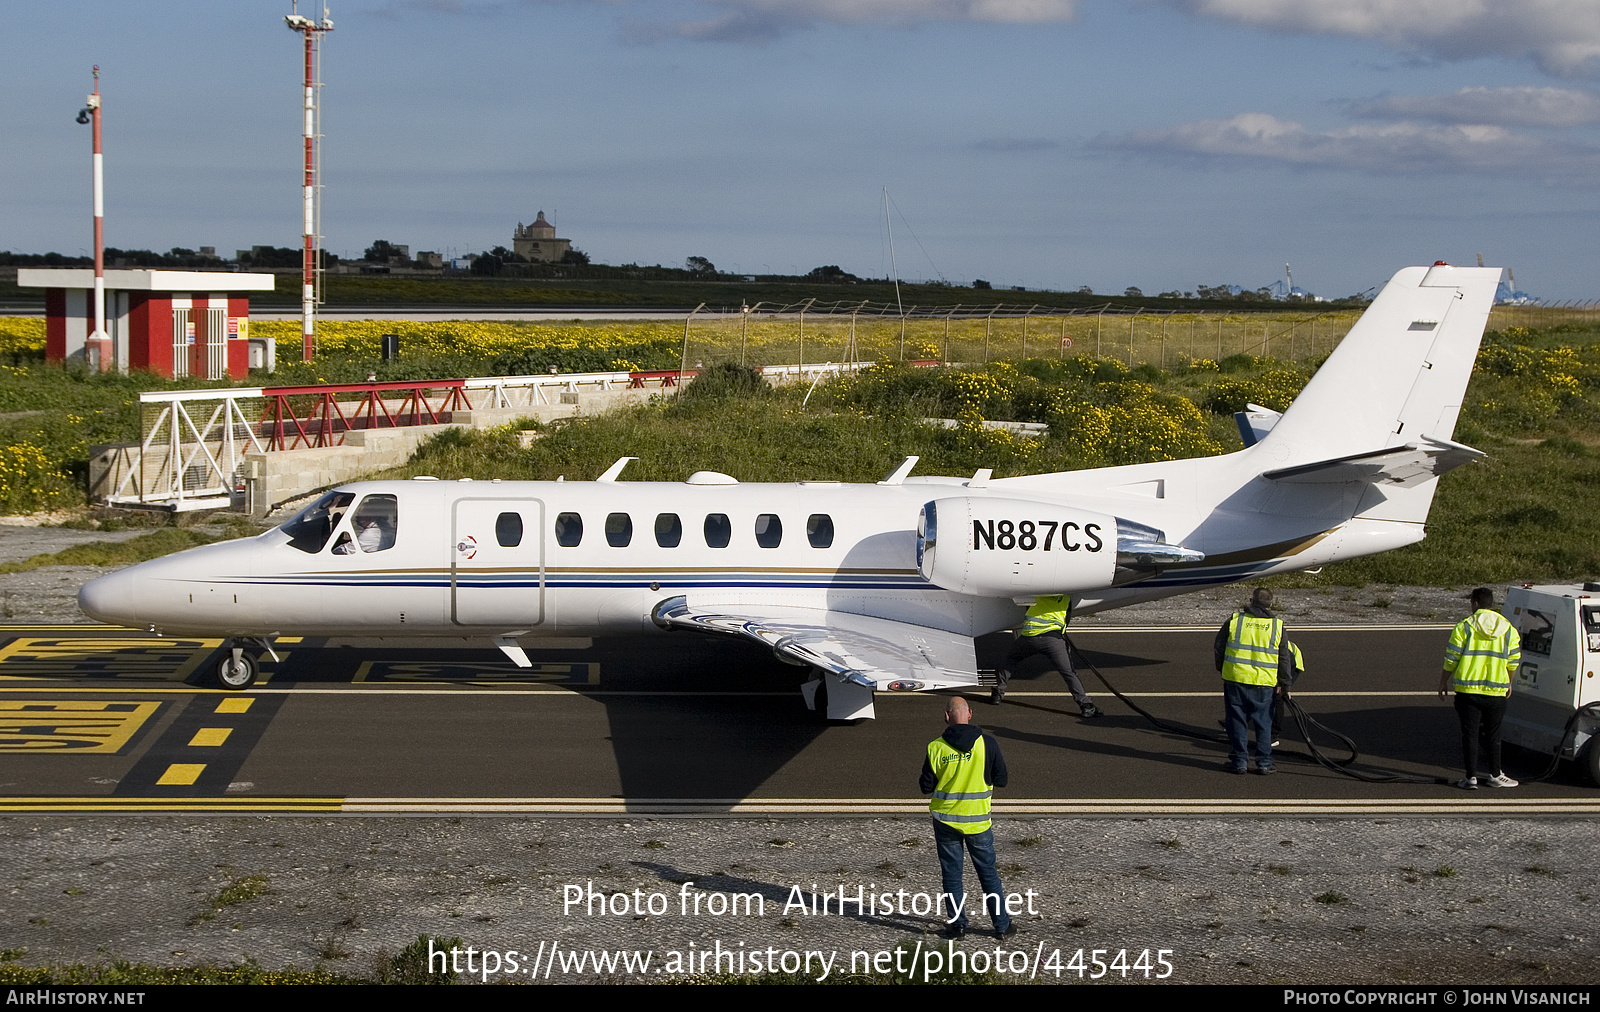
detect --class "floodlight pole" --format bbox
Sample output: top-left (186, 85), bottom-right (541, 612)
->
top-left (86, 67), bottom-right (108, 370)
top-left (286, 5), bottom-right (333, 362)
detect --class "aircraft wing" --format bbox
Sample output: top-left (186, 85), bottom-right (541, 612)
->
top-left (1262, 435), bottom-right (1484, 488)
top-left (651, 596), bottom-right (983, 692)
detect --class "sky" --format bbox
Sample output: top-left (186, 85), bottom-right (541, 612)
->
top-left (4, 0), bottom-right (1600, 299)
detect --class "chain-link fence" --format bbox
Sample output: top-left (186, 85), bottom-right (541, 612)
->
top-left (679, 301), bottom-right (1364, 374)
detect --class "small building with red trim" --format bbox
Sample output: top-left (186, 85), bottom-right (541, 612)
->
top-left (17, 268), bottom-right (275, 379)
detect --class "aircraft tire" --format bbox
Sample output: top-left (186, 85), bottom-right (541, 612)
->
top-left (813, 679), bottom-right (829, 723)
top-left (215, 650), bottom-right (259, 691)
top-left (1583, 740), bottom-right (1600, 789)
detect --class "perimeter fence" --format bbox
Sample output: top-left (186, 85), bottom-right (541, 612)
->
top-left (677, 299), bottom-right (1363, 373)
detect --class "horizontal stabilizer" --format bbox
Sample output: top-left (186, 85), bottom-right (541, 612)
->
top-left (1262, 436), bottom-right (1484, 488)
top-left (1234, 403), bottom-right (1282, 448)
top-left (652, 596), bottom-right (981, 692)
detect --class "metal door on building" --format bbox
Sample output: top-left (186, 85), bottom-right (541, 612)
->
top-left (171, 309), bottom-right (190, 379)
top-left (450, 497), bottom-right (546, 627)
top-left (206, 306), bottom-right (227, 380)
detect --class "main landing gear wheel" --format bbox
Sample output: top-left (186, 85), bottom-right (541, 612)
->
top-left (214, 647), bottom-right (258, 690)
top-left (1583, 741), bottom-right (1600, 789)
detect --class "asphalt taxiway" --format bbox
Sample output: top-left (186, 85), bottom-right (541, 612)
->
top-left (1, 622), bottom-right (1593, 816)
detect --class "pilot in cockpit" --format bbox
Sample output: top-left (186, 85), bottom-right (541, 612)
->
top-left (333, 494), bottom-right (397, 554)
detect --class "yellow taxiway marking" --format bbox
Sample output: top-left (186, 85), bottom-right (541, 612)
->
top-left (0, 699), bottom-right (162, 753)
top-left (187, 727), bottom-right (233, 747)
top-left (214, 697), bottom-right (254, 714)
top-left (0, 637), bottom-right (223, 681)
top-left (155, 763), bottom-right (206, 786)
top-left (0, 796), bottom-right (342, 812)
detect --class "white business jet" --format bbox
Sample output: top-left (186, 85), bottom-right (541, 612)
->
top-left (79, 264), bottom-right (1500, 719)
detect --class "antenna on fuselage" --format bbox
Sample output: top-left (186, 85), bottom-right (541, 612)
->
top-left (596, 457), bottom-right (637, 482)
top-left (877, 456), bottom-right (919, 485)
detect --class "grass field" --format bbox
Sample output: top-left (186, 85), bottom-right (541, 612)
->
top-left (2, 309), bottom-right (1599, 587)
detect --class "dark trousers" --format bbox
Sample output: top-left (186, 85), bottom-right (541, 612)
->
top-left (995, 633), bottom-right (1091, 708)
top-left (1454, 691), bottom-right (1508, 778)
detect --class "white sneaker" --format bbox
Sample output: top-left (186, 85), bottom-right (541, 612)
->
top-left (1484, 773), bottom-right (1519, 788)
top-left (1457, 777), bottom-right (1478, 790)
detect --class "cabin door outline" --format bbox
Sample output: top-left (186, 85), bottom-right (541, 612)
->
top-left (450, 497), bottom-right (546, 626)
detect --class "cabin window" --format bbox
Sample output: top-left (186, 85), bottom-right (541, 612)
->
top-left (282, 491), bottom-right (355, 554)
top-left (807, 514), bottom-right (834, 549)
top-left (496, 511), bottom-right (523, 548)
top-left (606, 512), bottom-right (633, 547)
top-left (704, 513), bottom-right (731, 548)
top-left (655, 513), bottom-right (682, 548)
top-left (555, 512), bottom-right (583, 547)
top-left (755, 513), bottom-right (783, 548)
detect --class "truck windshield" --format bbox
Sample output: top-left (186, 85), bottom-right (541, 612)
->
top-left (281, 491), bottom-right (355, 553)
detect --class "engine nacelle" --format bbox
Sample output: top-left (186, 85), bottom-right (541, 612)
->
top-left (917, 497), bottom-right (1118, 597)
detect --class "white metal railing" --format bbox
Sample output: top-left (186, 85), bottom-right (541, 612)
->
top-left (108, 390), bottom-right (268, 511)
top-left (100, 366), bottom-right (875, 510)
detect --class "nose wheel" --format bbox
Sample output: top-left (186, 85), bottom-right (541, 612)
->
top-left (214, 645), bottom-right (259, 690)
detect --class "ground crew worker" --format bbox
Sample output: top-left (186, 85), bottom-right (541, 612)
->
top-left (919, 695), bottom-right (1015, 940)
top-left (991, 593), bottom-right (1102, 717)
top-left (1214, 587), bottom-right (1294, 774)
top-left (1438, 587), bottom-right (1520, 790)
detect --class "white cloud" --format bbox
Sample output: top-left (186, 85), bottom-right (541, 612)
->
top-left (625, 0), bottom-right (1076, 43)
top-left (1347, 86), bottom-right (1600, 127)
top-left (1103, 111), bottom-right (1600, 180)
top-left (1165, 0), bottom-right (1600, 76)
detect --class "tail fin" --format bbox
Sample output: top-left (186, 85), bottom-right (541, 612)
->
top-left (1255, 264), bottom-right (1501, 467)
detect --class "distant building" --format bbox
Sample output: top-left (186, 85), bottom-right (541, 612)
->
top-left (512, 211), bottom-right (572, 263)
top-left (413, 251), bottom-right (444, 270)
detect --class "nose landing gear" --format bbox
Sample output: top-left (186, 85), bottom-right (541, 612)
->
top-left (214, 645), bottom-right (259, 690)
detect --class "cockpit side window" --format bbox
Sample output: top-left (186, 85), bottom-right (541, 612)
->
top-left (282, 491), bottom-right (355, 554)
top-left (333, 494), bottom-right (398, 554)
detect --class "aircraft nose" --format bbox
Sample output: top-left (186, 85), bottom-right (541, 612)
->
top-left (78, 568), bottom-right (138, 626)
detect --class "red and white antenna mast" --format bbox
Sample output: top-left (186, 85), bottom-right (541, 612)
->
top-left (285, 3), bottom-right (332, 362)
top-left (77, 67), bottom-right (108, 370)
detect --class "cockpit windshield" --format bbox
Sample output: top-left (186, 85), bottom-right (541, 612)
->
top-left (281, 491), bottom-right (355, 554)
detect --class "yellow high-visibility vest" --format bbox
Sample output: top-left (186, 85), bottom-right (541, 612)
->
top-left (1021, 595), bottom-right (1071, 638)
top-left (927, 735), bottom-right (993, 835)
top-left (1445, 610), bottom-right (1519, 697)
top-left (1222, 613), bottom-right (1283, 687)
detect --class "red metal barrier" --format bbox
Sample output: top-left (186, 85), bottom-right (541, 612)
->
top-left (258, 380), bottom-right (474, 451)
top-left (628, 369), bottom-right (698, 388)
